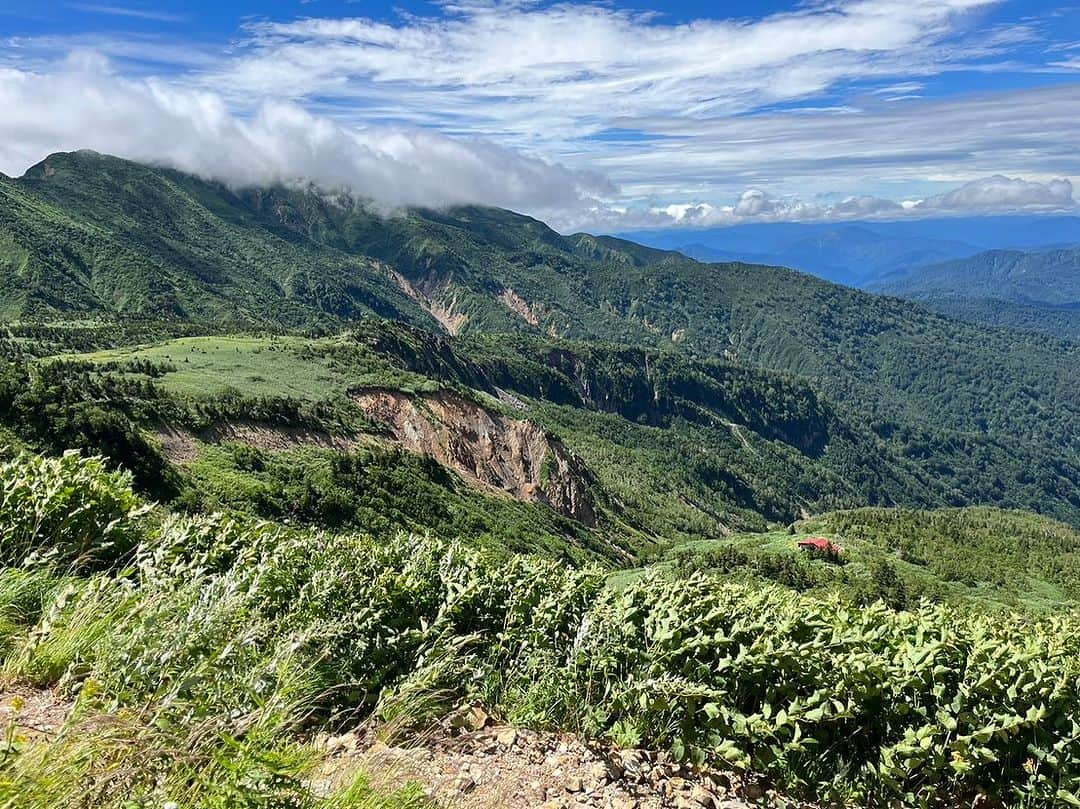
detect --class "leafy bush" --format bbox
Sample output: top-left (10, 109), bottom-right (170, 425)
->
top-left (0, 451), bottom-right (146, 570)
top-left (3, 450), bottom-right (1080, 807)
top-left (545, 574), bottom-right (1080, 807)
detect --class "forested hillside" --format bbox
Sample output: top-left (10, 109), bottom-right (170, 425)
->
top-left (0, 151), bottom-right (1076, 528)
top-left (872, 246), bottom-right (1080, 339)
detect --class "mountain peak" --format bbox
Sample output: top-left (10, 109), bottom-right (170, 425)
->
top-left (20, 149), bottom-right (131, 183)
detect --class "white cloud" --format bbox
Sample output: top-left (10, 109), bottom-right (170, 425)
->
top-left (597, 83), bottom-right (1080, 204)
top-left (214, 0), bottom-right (1003, 144)
top-left (915, 175), bottom-right (1075, 211)
top-left (0, 1), bottom-right (1076, 233)
top-left (1049, 57), bottom-right (1080, 70)
top-left (67, 4), bottom-right (187, 23)
top-left (830, 196), bottom-right (906, 217)
top-left (0, 56), bottom-right (613, 214)
top-left (563, 176), bottom-right (1075, 232)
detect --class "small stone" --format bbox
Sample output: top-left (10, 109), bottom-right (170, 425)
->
top-left (689, 784), bottom-right (716, 808)
top-left (448, 704), bottom-right (490, 732)
top-left (743, 780), bottom-right (765, 801)
top-left (668, 776), bottom-right (690, 793)
top-left (452, 775), bottom-right (476, 794)
top-left (325, 734), bottom-right (347, 753)
top-left (496, 727), bottom-right (519, 747)
top-left (708, 773), bottom-right (732, 793)
top-left (565, 776), bottom-right (584, 793)
top-left (586, 761), bottom-right (609, 787)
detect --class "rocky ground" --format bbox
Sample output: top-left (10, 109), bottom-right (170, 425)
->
top-left (315, 706), bottom-right (813, 809)
top-left (0, 688), bottom-right (812, 807)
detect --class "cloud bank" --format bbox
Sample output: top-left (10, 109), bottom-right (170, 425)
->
top-left (563, 176), bottom-right (1076, 232)
top-left (0, 0), bottom-right (1076, 232)
top-left (0, 56), bottom-right (613, 214)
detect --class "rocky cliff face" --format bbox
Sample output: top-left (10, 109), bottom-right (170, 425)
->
top-left (354, 389), bottom-right (598, 526)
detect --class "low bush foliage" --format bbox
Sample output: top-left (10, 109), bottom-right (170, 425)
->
top-left (2, 451), bottom-right (1080, 808)
top-left (0, 450), bottom-right (146, 570)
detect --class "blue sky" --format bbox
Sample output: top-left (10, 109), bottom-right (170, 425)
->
top-left (1, 0), bottom-right (1078, 231)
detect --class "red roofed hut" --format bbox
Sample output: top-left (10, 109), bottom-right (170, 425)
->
top-left (797, 537), bottom-right (842, 555)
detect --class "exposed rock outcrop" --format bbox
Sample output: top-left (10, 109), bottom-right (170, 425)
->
top-left (388, 268), bottom-right (468, 336)
top-left (354, 389), bottom-right (598, 526)
top-left (498, 287), bottom-right (542, 327)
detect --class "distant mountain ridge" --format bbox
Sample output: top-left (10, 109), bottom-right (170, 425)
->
top-left (872, 246), bottom-right (1080, 339)
top-left (671, 225), bottom-right (979, 286)
top-left (873, 246), bottom-right (1080, 304)
top-left (621, 216), bottom-right (1080, 288)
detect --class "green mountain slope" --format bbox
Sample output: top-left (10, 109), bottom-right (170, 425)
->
top-left (632, 506), bottom-right (1080, 610)
top-left (874, 246), bottom-right (1080, 305)
top-left (3, 152), bottom-right (430, 328)
top-left (1, 151), bottom-right (1077, 527)
top-left (0, 324), bottom-right (953, 553)
top-left (871, 246), bottom-right (1080, 338)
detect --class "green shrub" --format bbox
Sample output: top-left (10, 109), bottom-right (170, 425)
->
top-left (545, 573), bottom-right (1080, 806)
top-left (2, 450), bottom-right (1079, 807)
top-left (0, 451), bottom-right (146, 570)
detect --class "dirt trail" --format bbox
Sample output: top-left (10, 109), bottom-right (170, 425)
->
top-left (0, 686), bottom-right (804, 808)
top-left (0, 686), bottom-right (74, 743)
top-left (315, 709), bottom-right (806, 809)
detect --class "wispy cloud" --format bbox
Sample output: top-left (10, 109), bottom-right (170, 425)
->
top-left (1, 0), bottom-right (1077, 230)
top-left (67, 4), bottom-right (186, 23)
top-left (212, 0), bottom-right (1008, 143)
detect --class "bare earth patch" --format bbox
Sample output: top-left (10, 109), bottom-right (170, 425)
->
top-left (154, 423), bottom-right (200, 464)
top-left (0, 686), bottom-right (74, 743)
top-left (203, 423), bottom-right (355, 454)
top-left (498, 287), bottom-right (542, 328)
top-left (389, 269), bottom-right (469, 336)
top-left (354, 388), bottom-right (599, 526)
top-left (154, 422), bottom-right (356, 463)
top-left (314, 711), bottom-right (808, 809)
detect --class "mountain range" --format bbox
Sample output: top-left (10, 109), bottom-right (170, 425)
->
top-left (870, 245), bottom-right (1080, 339)
top-left (0, 150), bottom-right (1077, 535)
top-left (621, 216), bottom-right (1080, 289)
